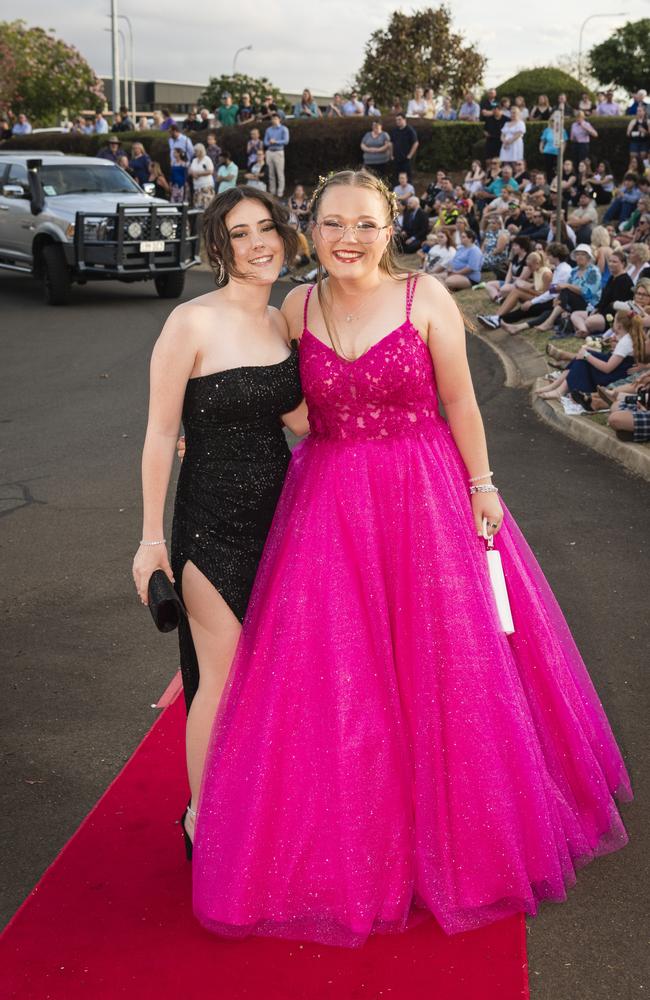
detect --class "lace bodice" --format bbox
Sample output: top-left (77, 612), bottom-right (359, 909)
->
top-left (299, 276), bottom-right (441, 442)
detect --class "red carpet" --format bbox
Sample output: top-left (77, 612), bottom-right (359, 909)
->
top-left (1, 686), bottom-right (529, 1000)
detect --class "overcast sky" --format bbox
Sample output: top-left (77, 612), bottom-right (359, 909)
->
top-left (8, 1), bottom-right (650, 93)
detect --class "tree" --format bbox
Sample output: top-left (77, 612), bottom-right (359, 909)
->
top-left (0, 20), bottom-right (105, 125)
top-left (354, 6), bottom-right (486, 107)
top-left (198, 74), bottom-right (285, 112)
top-left (496, 68), bottom-right (586, 109)
top-left (588, 19), bottom-right (650, 93)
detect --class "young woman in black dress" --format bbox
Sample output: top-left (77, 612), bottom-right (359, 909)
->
top-left (132, 188), bottom-right (307, 854)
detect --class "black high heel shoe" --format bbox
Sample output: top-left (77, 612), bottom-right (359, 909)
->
top-left (179, 804), bottom-right (196, 861)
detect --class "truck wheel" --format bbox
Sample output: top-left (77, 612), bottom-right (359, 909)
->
top-left (41, 244), bottom-right (72, 305)
top-left (154, 271), bottom-right (185, 299)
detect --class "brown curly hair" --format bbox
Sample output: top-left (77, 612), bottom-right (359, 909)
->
top-left (202, 186), bottom-right (299, 282)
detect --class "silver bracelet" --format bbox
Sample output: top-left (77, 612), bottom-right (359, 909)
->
top-left (468, 470), bottom-right (493, 482)
top-left (140, 538), bottom-right (166, 546)
top-left (469, 484), bottom-right (499, 495)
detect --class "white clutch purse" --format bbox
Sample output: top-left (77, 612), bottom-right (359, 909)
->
top-left (482, 518), bottom-right (515, 635)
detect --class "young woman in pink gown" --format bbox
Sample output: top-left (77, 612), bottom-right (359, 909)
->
top-left (191, 171), bottom-right (632, 946)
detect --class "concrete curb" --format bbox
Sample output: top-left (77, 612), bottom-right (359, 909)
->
top-left (469, 327), bottom-right (650, 483)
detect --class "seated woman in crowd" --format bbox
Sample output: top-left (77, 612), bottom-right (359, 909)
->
top-left (477, 250), bottom-right (552, 330)
top-left (590, 160), bottom-right (615, 204)
top-left (418, 229), bottom-right (456, 274)
top-left (537, 244), bottom-right (602, 333)
top-left (498, 243), bottom-right (573, 334)
top-left (589, 225), bottom-right (614, 275)
top-left (538, 310), bottom-right (646, 401)
top-left (440, 229), bottom-right (484, 290)
top-left (480, 216), bottom-right (510, 276)
top-left (568, 248), bottom-right (634, 337)
top-left (626, 242), bottom-right (650, 283)
top-left (464, 160), bottom-right (486, 196)
top-left (484, 235), bottom-right (532, 302)
top-left (607, 370), bottom-right (650, 441)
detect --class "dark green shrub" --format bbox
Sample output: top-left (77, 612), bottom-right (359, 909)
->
top-left (495, 68), bottom-right (590, 109)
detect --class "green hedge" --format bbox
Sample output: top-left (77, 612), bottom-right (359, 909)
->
top-left (2, 116), bottom-right (633, 185)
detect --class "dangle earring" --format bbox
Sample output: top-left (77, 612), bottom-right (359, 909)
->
top-left (215, 257), bottom-right (226, 285)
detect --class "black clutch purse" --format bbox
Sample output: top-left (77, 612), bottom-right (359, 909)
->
top-left (147, 570), bottom-right (186, 632)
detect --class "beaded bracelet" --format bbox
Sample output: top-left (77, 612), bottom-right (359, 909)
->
top-left (469, 484), bottom-right (499, 495)
top-left (140, 538), bottom-right (166, 546)
top-left (468, 471), bottom-right (493, 482)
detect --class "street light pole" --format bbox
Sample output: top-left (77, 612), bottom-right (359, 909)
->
top-left (110, 0), bottom-right (120, 115)
top-left (577, 12), bottom-right (629, 85)
top-left (232, 45), bottom-right (253, 76)
top-left (117, 14), bottom-right (136, 118)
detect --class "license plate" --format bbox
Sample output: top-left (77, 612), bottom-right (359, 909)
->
top-left (140, 240), bottom-right (165, 252)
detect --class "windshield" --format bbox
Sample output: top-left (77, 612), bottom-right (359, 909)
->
top-left (39, 164), bottom-right (142, 196)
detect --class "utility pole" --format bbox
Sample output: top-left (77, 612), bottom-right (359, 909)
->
top-left (118, 14), bottom-right (136, 119)
top-left (552, 108), bottom-right (565, 239)
top-left (110, 0), bottom-right (120, 116)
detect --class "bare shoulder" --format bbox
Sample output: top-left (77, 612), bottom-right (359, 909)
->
top-left (411, 271), bottom-right (460, 315)
top-left (280, 283), bottom-right (313, 338)
top-left (153, 293), bottom-right (218, 360)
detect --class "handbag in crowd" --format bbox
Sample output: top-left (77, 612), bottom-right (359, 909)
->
top-left (147, 569), bottom-right (186, 633)
top-left (482, 518), bottom-right (515, 635)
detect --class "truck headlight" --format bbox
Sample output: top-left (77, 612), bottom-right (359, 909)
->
top-left (159, 218), bottom-right (175, 239)
top-left (126, 220), bottom-right (143, 240)
top-left (83, 217), bottom-right (112, 240)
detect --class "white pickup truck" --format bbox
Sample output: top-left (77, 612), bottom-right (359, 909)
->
top-left (0, 153), bottom-right (201, 304)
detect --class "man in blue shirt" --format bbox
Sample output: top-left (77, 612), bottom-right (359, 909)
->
top-left (12, 113), bottom-right (32, 136)
top-left (441, 231), bottom-right (484, 290)
top-left (458, 92), bottom-right (480, 122)
top-left (168, 124), bottom-right (194, 164)
top-left (94, 112), bottom-right (109, 135)
top-left (263, 113), bottom-right (289, 198)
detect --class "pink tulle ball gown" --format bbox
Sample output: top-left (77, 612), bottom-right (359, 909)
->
top-left (192, 275), bottom-right (632, 946)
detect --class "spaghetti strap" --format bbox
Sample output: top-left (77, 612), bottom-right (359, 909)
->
top-left (303, 284), bottom-right (315, 331)
top-left (405, 273), bottom-right (418, 323)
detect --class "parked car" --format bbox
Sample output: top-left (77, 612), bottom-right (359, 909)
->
top-left (0, 153), bottom-right (200, 304)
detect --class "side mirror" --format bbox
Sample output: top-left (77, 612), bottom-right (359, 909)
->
top-left (142, 182), bottom-right (156, 196)
top-left (2, 184), bottom-right (27, 198)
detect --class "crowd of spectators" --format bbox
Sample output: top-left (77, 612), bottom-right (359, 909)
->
top-left (2, 84), bottom-right (648, 444)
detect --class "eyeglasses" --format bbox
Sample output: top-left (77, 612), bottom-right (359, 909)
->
top-left (317, 220), bottom-right (389, 244)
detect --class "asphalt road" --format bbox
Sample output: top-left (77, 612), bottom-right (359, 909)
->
top-left (0, 268), bottom-right (647, 999)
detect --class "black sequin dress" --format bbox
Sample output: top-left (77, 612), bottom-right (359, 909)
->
top-left (171, 349), bottom-right (303, 711)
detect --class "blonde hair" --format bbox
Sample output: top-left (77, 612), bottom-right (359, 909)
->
top-left (591, 225), bottom-right (610, 249)
top-left (614, 310), bottom-right (647, 361)
top-left (194, 142), bottom-right (206, 159)
top-left (630, 242), bottom-right (650, 263)
top-left (526, 251), bottom-right (545, 268)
